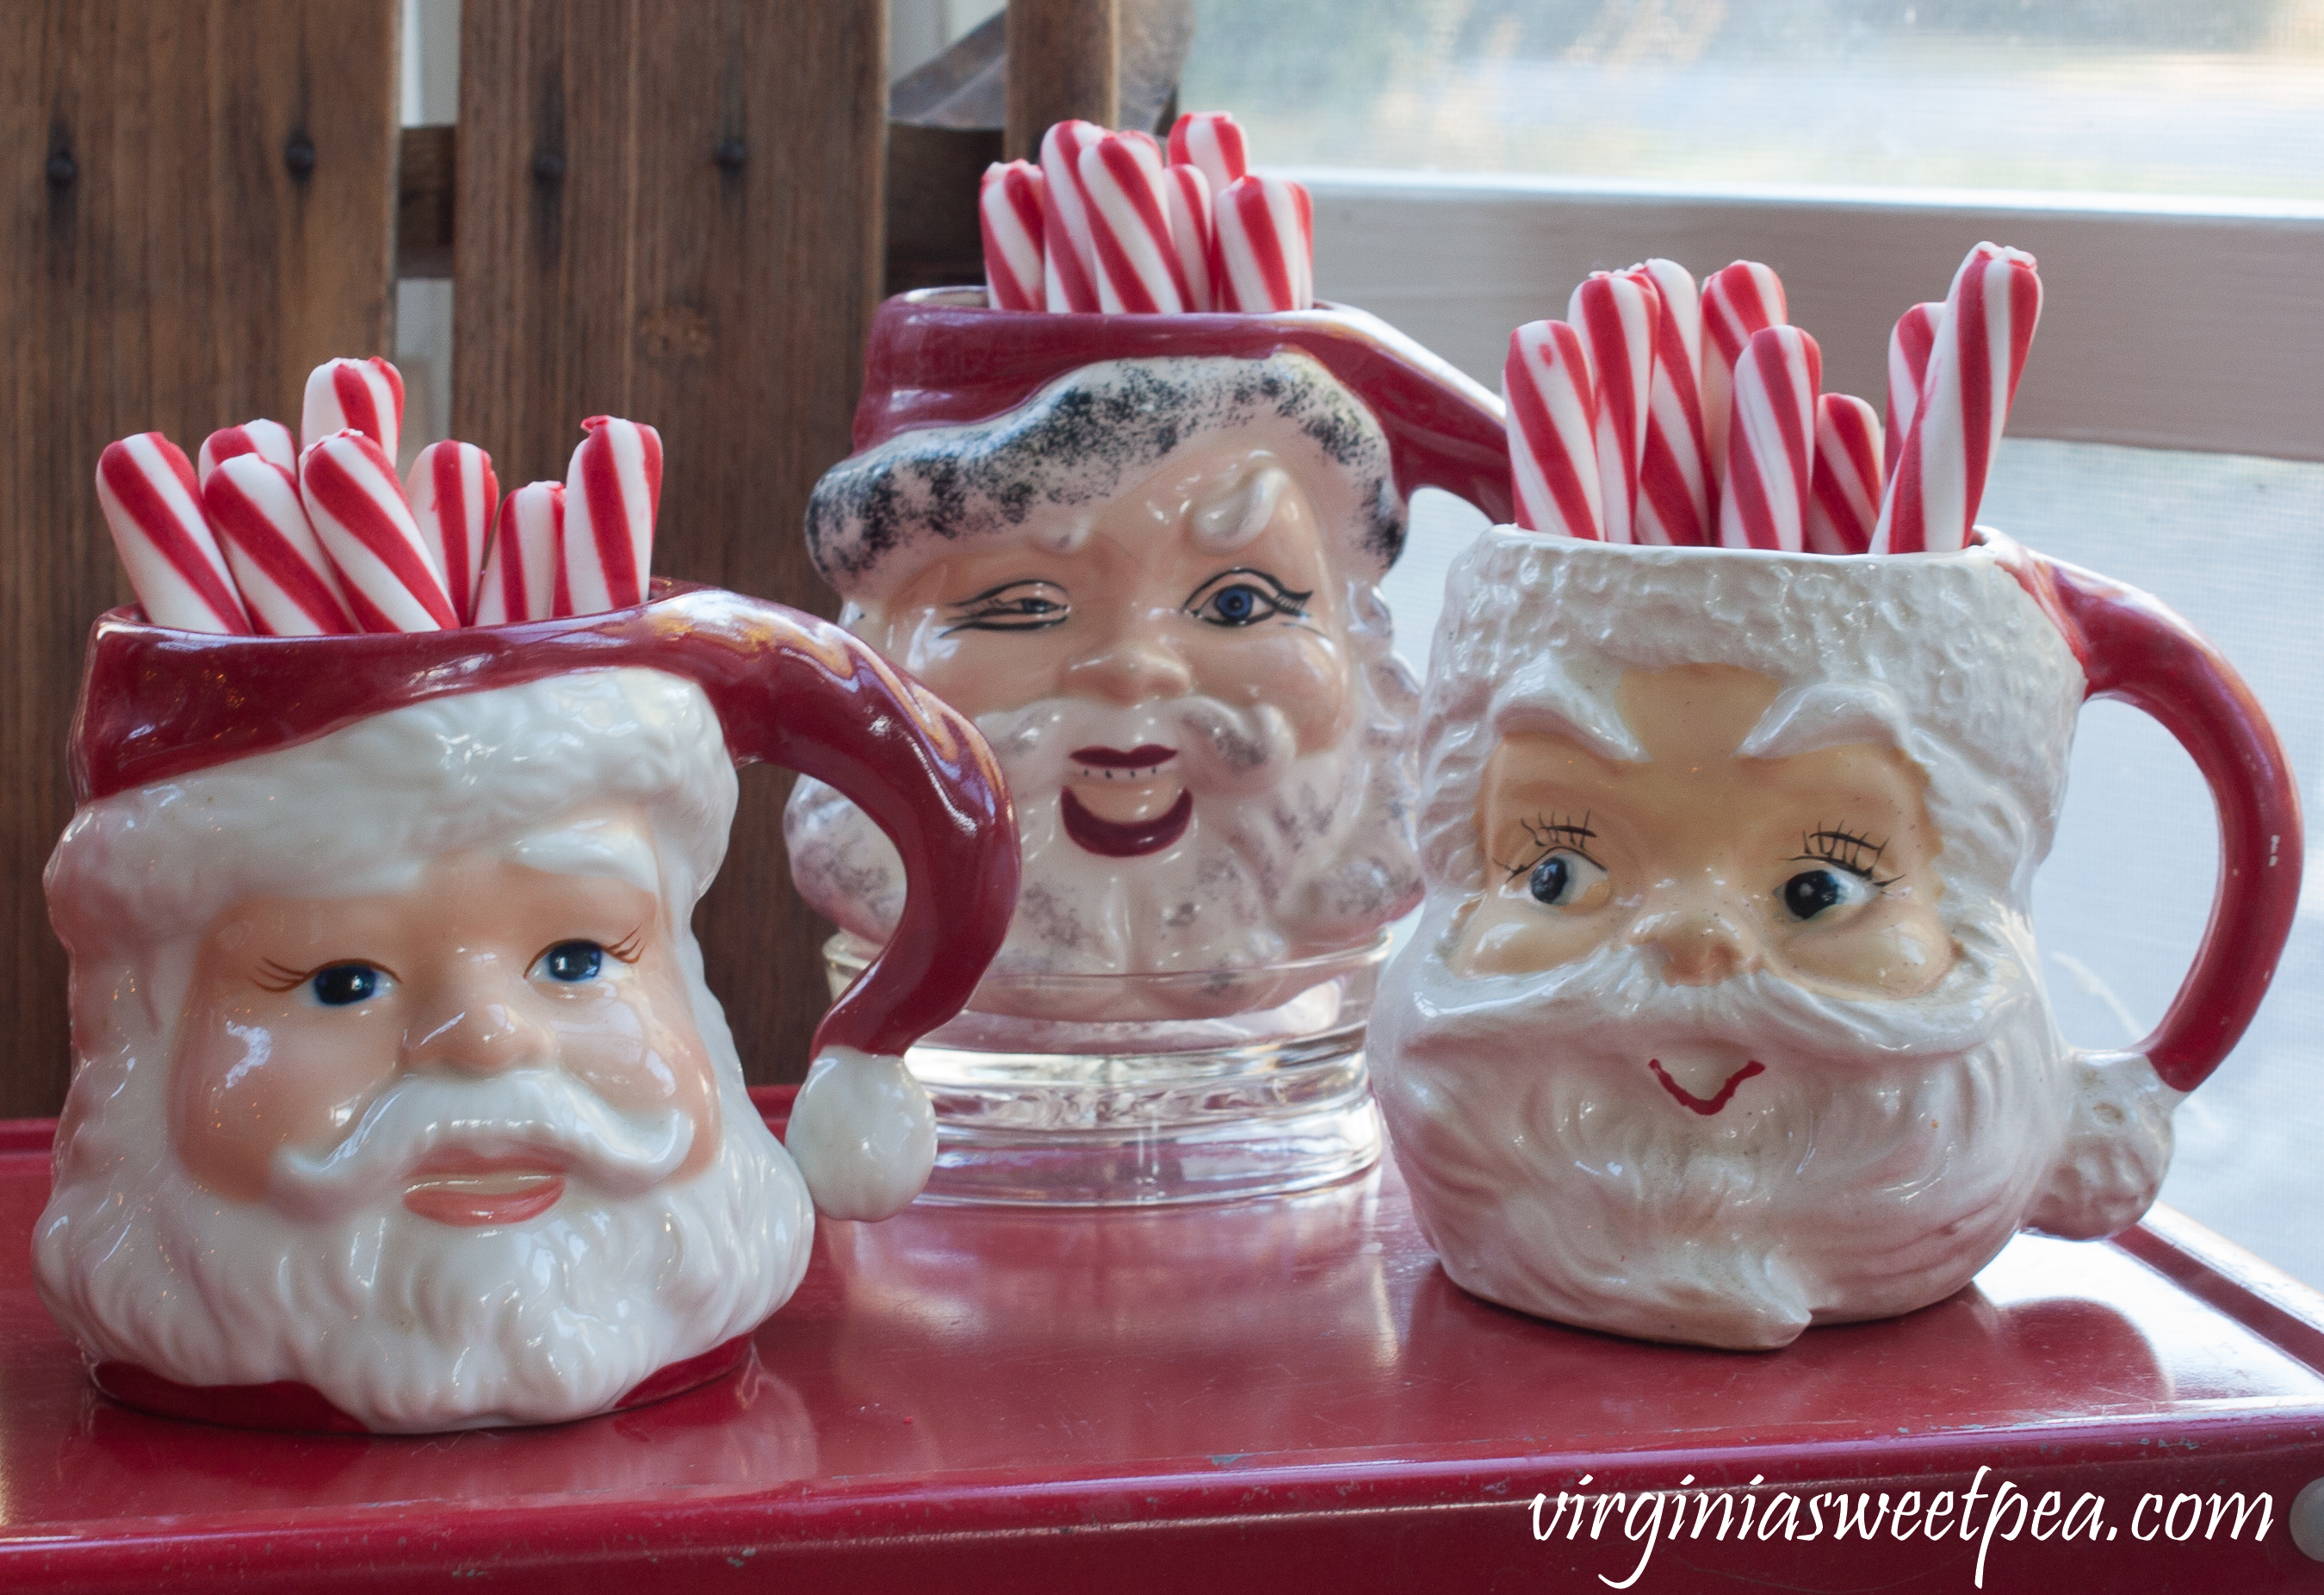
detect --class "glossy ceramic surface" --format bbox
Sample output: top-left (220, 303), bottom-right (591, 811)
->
top-left (1375, 530), bottom-right (2303, 1350)
top-left (0, 1100), bottom-right (2319, 1592)
top-left (37, 585), bottom-right (1019, 1431)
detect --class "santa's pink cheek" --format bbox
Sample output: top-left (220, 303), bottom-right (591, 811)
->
top-left (1787, 907), bottom-right (1955, 996)
top-left (1195, 632), bottom-right (1349, 753)
top-left (170, 1001), bottom-right (397, 1204)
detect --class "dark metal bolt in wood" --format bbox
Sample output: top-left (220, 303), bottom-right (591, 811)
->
top-left (532, 150), bottom-right (565, 182)
top-left (284, 133), bottom-right (316, 177)
top-left (45, 151), bottom-right (75, 186)
top-left (714, 137), bottom-right (746, 171)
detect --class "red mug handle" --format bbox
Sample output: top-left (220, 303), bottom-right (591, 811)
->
top-left (2005, 549), bottom-right (2303, 1090)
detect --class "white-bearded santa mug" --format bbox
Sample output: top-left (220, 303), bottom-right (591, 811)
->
top-left (38, 588), bottom-right (1016, 1431)
top-left (1371, 527), bottom-right (2300, 1350)
top-left (786, 293), bottom-right (1512, 1016)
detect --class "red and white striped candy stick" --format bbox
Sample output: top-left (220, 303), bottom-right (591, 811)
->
top-left (300, 430), bottom-right (456, 631)
top-left (1699, 261), bottom-right (1788, 498)
top-left (474, 481), bottom-right (565, 625)
top-left (1883, 301), bottom-right (1943, 478)
top-left (301, 357), bottom-right (405, 461)
top-left (1168, 111), bottom-right (1249, 193)
top-left (1077, 132), bottom-right (1191, 313)
top-left (197, 419), bottom-right (296, 484)
top-left (1715, 325), bottom-right (1823, 552)
top-left (1806, 393), bottom-right (1883, 556)
top-left (561, 416), bottom-right (663, 615)
top-left (1622, 258), bottom-right (1710, 546)
top-left (1165, 164), bottom-right (1215, 313)
top-left (1566, 271), bottom-right (1658, 545)
top-left (1503, 320), bottom-right (1602, 541)
top-left (406, 440), bottom-right (499, 625)
top-left (1873, 243), bottom-right (2042, 555)
top-left (1039, 121), bottom-right (1106, 313)
top-left (979, 161), bottom-right (1047, 313)
top-left (95, 433), bottom-right (251, 633)
top-left (202, 454), bottom-right (356, 635)
top-left (1213, 175), bottom-right (1313, 313)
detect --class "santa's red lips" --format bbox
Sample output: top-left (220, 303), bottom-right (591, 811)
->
top-left (1069, 744), bottom-right (1176, 775)
top-left (1649, 1059), bottom-right (1766, 1116)
top-left (403, 1147), bottom-right (569, 1227)
top-left (1060, 787), bottom-right (1193, 857)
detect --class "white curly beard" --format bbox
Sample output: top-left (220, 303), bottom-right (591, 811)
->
top-left (1371, 911), bottom-right (2172, 1350)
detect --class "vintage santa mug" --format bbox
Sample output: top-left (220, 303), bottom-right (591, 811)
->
top-left (1373, 528), bottom-right (2302, 1350)
top-left (35, 583), bottom-right (1016, 1431)
top-left (786, 289), bottom-right (1510, 1204)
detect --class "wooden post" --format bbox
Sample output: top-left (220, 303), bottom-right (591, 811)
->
top-left (0, 1), bottom-right (400, 1118)
top-left (455, 0), bottom-right (886, 1087)
top-left (1004, 0), bottom-right (1119, 161)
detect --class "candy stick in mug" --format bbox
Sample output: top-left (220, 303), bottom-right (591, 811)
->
top-left (1567, 271), bottom-right (1658, 545)
top-left (1874, 243), bottom-right (2042, 555)
top-left (1213, 175), bottom-right (1313, 313)
top-left (561, 416), bottom-right (663, 615)
top-left (979, 161), bottom-right (1047, 313)
top-left (1699, 261), bottom-right (1788, 497)
top-left (1168, 110), bottom-right (1249, 193)
top-left (1038, 120), bottom-right (1106, 313)
top-left (1716, 325), bottom-right (1822, 552)
top-left (95, 433), bottom-right (251, 633)
top-left (202, 454), bottom-right (357, 635)
top-left (301, 356), bottom-right (405, 460)
top-left (1806, 393), bottom-right (1883, 555)
top-left (196, 419), bottom-right (296, 484)
top-left (1624, 258), bottom-right (1711, 546)
top-left (1077, 132), bottom-right (1191, 313)
top-left (1884, 301), bottom-right (1943, 478)
top-left (473, 481), bottom-right (566, 624)
top-left (1503, 320), bottom-right (1603, 541)
top-left (300, 430), bottom-right (456, 631)
top-left (1164, 164), bottom-right (1215, 313)
top-left (406, 440), bottom-right (499, 626)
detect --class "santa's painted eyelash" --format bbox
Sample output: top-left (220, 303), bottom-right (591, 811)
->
top-left (945, 580), bottom-right (1069, 634)
top-left (1794, 825), bottom-right (1896, 885)
top-left (1502, 812), bottom-right (1599, 879)
top-left (257, 959), bottom-right (392, 994)
top-left (605, 928), bottom-right (647, 964)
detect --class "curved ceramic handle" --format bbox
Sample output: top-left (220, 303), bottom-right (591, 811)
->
top-left (2011, 549), bottom-right (2303, 1090)
top-left (649, 589), bottom-right (1019, 1216)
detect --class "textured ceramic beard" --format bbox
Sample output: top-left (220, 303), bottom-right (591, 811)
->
top-left (1372, 914), bottom-right (2070, 1350)
top-left (790, 671), bottom-right (1420, 978)
top-left (35, 1043), bottom-right (809, 1433)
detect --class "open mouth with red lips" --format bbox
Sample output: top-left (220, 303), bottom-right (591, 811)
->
top-left (1648, 1059), bottom-right (1766, 1116)
top-left (402, 1148), bottom-right (570, 1226)
top-left (1069, 744), bottom-right (1176, 780)
top-left (1061, 745), bottom-right (1191, 857)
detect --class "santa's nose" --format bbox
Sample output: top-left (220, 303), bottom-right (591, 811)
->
top-left (1065, 611), bottom-right (1193, 705)
top-left (401, 973), bottom-right (553, 1075)
top-left (1629, 878), bottom-right (1760, 986)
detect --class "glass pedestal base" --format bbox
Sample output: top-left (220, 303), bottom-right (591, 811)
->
top-left (824, 934), bottom-right (1387, 1207)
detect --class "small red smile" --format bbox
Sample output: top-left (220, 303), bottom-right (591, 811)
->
top-left (1649, 1059), bottom-right (1766, 1116)
top-left (403, 1149), bottom-right (568, 1226)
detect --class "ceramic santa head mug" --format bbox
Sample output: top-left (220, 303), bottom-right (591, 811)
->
top-left (35, 584), bottom-right (1016, 1431)
top-left (1372, 529), bottom-right (2301, 1350)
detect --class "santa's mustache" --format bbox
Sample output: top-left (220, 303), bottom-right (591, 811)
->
top-left (270, 1070), bottom-right (695, 1221)
top-left (1413, 912), bottom-right (2034, 1069)
top-left (974, 693), bottom-right (1300, 798)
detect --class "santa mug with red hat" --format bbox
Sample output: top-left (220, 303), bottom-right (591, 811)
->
top-left (785, 289), bottom-right (1511, 1203)
top-left (36, 584), bottom-right (1016, 1431)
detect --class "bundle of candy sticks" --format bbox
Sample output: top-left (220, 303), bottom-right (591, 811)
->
top-left (1504, 241), bottom-right (2042, 554)
top-left (95, 357), bottom-right (663, 635)
top-left (980, 111), bottom-right (1315, 315)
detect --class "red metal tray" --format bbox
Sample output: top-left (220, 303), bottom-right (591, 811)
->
top-left (1, 1090), bottom-right (2320, 1592)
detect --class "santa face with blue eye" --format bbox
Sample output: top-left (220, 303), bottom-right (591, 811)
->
top-left (791, 431), bottom-right (1422, 982)
top-left (169, 804), bottom-right (724, 1229)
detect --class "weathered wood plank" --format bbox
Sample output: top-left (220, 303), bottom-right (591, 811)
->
top-left (454, 0), bottom-right (884, 1085)
top-left (0, 0), bottom-right (400, 1117)
top-left (1004, 0), bottom-right (1119, 162)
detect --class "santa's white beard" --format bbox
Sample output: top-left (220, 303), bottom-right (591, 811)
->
top-left (789, 688), bottom-right (1420, 978)
top-left (1370, 913), bottom-right (2079, 1350)
top-left (34, 1071), bottom-right (811, 1433)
